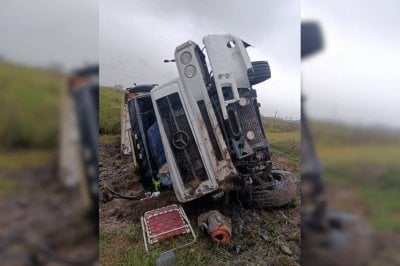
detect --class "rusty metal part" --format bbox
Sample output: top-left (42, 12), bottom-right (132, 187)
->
top-left (121, 102), bottom-right (135, 157)
top-left (198, 210), bottom-right (232, 244)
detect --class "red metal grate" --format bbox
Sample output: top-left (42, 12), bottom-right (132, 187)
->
top-left (144, 204), bottom-right (190, 242)
top-left (141, 204), bottom-right (196, 252)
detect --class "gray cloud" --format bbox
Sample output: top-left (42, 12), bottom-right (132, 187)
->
top-left (0, 0), bottom-right (98, 70)
top-left (100, 0), bottom-right (300, 119)
top-left (302, 0), bottom-right (400, 128)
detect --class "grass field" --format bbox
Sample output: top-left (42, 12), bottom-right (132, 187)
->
top-left (0, 150), bottom-right (56, 197)
top-left (0, 60), bottom-right (63, 150)
top-left (0, 60), bottom-right (62, 201)
top-left (263, 117), bottom-right (300, 133)
top-left (100, 134), bottom-right (120, 145)
top-left (100, 207), bottom-right (300, 266)
top-left (311, 121), bottom-right (400, 233)
top-left (0, 150), bottom-right (56, 172)
top-left (99, 86), bottom-right (123, 135)
top-left (265, 118), bottom-right (300, 175)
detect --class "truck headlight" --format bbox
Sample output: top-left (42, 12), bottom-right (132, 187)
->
top-left (246, 131), bottom-right (255, 140)
top-left (180, 52), bottom-right (192, 64)
top-left (184, 65), bottom-right (196, 78)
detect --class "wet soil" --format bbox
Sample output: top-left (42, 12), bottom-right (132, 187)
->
top-left (99, 140), bottom-right (301, 265)
top-left (0, 159), bottom-right (98, 265)
top-left (324, 185), bottom-right (400, 265)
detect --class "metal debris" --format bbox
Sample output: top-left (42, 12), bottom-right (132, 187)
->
top-left (259, 228), bottom-right (270, 241)
top-left (233, 244), bottom-right (241, 255)
top-left (141, 204), bottom-right (196, 252)
top-left (198, 210), bottom-right (232, 244)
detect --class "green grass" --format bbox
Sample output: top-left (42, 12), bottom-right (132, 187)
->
top-left (263, 117), bottom-right (300, 133)
top-left (100, 224), bottom-right (203, 266)
top-left (311, 120), bottom-right (400, 146)
top-left (0, 61), bottom-right (63, 150)
top-left (263, 118), bottom-right (301, 174)
top-left (266, 130), bottom-right (300, 175)
top-left (268, 132), bottom-right (300, 143)
top-left (0, 149), bottom-right (56, 172)
top-left (100, 206), bottom-right (301, 266)
top-left (322, 163), bottom-right (400, 233)
top-left (311, 121), bottom-right (400, 232)
top-left (0, 177), bottom-right (20, 196)
top-left (100, 134), bottom-right (120, 145)
top-left (99, 86), bottom-right (123, 135)
top-left (316, 144), bottom-right (400, 165)
top-left (270, 142), bottom-right (300, 175)
top-left (361, 182), bottom-right (400, 232)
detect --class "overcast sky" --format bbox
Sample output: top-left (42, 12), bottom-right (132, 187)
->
top-left (302, 0), bottom-right (400, 128)
top-left (0, 0), bottom-right (98, 71)
top-left (100, 0), bottom-right (301, 120)
top-left (2, 1), bottom-right (398, 127)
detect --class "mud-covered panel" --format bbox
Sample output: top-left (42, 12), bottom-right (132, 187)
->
top-left (156, 92), bottom-right (208, 188)
top-left (127, 96), bottom-right (157, 186)
top-left (197, 100), bottom-right (223, 161)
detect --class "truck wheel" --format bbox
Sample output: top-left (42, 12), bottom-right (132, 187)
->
top-left (248, 61), bottom-right (271, 86)
top-left (251, 170), bottom-right (298, 208)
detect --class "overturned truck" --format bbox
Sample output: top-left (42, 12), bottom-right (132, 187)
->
top-left (122, 34), bottom-right (298, 208)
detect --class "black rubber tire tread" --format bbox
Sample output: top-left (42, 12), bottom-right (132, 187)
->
top-left (252, 170), bottom-right (298, 208)
top-left (248, 61), bottom-right (271, 86)
top-left (126, 84), bottom-right (156, 93)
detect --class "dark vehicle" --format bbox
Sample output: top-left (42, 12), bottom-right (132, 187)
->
top-left (126, 89), bottom-right (159, 187)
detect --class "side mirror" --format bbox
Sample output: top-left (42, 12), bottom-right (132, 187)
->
top-left (301, 22), bottom-right (324, 58)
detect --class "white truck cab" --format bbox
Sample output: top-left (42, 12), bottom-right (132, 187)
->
top-left (151, 37), bottom-right (239, 202)
top-left (126, 34), bottom-right (298, 207)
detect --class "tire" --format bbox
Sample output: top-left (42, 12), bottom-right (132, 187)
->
top-left (251, 170), bottom-right (298, 208)
top-left (248, 61), bottom-right (271, 86)
top-left (126, 84), bottom-right (157, 93)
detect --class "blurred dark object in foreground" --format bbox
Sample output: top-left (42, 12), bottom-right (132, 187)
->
top-left (301, 22), bottom-right (374, 266)
top-left (0, 63), bottom-right (99, 265)
top-left (301, 22), bottom-right (323, 59)
top-left (66, 65), bottom-right (99, 226)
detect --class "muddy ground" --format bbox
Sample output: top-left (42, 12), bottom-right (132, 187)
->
top-left (0, 159), bottom-right (98, 265)
top-left (324, 185), bottom-right (400, 265)
top-left (99, 140), bottom-right (301, 265)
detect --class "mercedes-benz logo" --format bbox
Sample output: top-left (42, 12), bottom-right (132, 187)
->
top-left (172, 131), bottom-right (190, 150)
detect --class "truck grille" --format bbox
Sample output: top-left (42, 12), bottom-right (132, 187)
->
top-left (156, 93), bottom-right (208, 187)
top-left (236, 98), bottom-right (266, 149)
